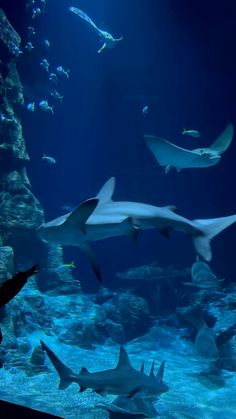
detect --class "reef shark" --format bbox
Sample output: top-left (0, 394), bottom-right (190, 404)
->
top-left (144, 123), bottom-right (234, 173)
top-left (37, 177), bottom-right (236, 281)
top-left (38, 177), bottom-right (236, 281)
top-left (40, 341), bottom-right (168, 399)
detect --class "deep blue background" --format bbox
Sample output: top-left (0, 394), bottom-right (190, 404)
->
top-left (3, 0), bottom-right (236, 291)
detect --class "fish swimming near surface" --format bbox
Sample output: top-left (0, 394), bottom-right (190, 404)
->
top-left (37, 177), bottom-right (236, 282)
top-left (144, 123), bottom-right (234, 173)
top-left (40, 341), bottom-right (168, 399)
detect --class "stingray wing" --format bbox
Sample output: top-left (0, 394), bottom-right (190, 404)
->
top-left (144, 135), bottom-right (204, 170)
top-left (208, 123), bottom-right (234, 155)
top-left (69, 7), bottom-right (99, 31)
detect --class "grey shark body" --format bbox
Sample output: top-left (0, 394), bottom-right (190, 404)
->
top-left (41, 341), bottom-right (168, 399)
top-left (37, 177), bottom-right (236, 281)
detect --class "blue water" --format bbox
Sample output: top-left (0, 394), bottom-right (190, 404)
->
top-left (11, 0), bottom-right (235, 291)
top-left (1, 1), bottom-right (236, 416)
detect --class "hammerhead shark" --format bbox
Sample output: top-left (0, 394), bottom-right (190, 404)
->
top-left (37, 177), bottom-right (236, 281)
top-left (144, 123), bottom-right (234, 173)
top-left (40, 341), bottom-right (168, 399)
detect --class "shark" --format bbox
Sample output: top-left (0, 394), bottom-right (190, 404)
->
top-left (37, 177), bottom-right (236, 281)
top-left (40, 341), bottom-right (168, 399)
top-left (144, 123), bottom-right (234, 173)
top-left (99, 395), bottom-right (159, 417)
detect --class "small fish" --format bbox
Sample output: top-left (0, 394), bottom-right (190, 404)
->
top-left (44, 39), bottom-right (51, 49)
top-left (25, 42), bottom-right (34, 52)
top-left (32, 7), bottom-right (41, 19)
top-left (40, 58), bottom-right (50, 73)
top-left (26, 102), bottom-right (35, 112)
top-left (142, 105), bottom-right (149, 115)
top-left (42, 154), bottom-right (56, 164)
top-left (50, 90), bottom-right (63, 102)
top-left (56, 66), bottom-right (70, 79)
top-left (182, 129), bottom-right (200, 138)
top-left (27, 26), bottom-right (36, 37)
top-left (39, 100), bottom-right (53, 114)
top-left (51, 261), bottom-right (76, 273)
top-left (49, 73), bottom-right (58, 85)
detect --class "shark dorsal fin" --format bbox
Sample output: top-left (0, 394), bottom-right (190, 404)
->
top-left (156, 360), bottom-right (165, 382)
top-left (96, 177), bottom-right (115, 204)
top-left (80, 366), bottom-right (88, 375)
top-left (62, 198), bottom-right (98, 231)
top-left (115, 346), bottom-right (132, 370)
top-left (149, 360), bottom-right (155, 377)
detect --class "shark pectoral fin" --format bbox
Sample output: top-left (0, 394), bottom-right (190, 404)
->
top-left (63, 198), bottom-right (99, 233)
top-left (80, 242), bottom-right (102, 282)
top-left (123, 217), bottom-right (140, 243)
top-left (126, 387), bottom-right (142, 398)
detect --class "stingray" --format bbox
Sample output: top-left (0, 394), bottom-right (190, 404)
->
top-left (144, 123), bottom-right (234, 173)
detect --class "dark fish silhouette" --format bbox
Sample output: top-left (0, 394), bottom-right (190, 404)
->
top-left (0, 265), bottom-right (39, 357)
top-left (0, 264), bottom-right (39, 309)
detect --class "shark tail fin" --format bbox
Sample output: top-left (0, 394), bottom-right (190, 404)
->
top-left (192, 215), bottom-right (236, 261)
top-left (40, 340), bottom-right (74, 390)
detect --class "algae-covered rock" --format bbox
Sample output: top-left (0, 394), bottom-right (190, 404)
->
top-left (0, 245), bottom-right (14, 285)
top-left (102, 293), bottom-right (151, 341)
top-left (0, 9), bottom-right (21, 56)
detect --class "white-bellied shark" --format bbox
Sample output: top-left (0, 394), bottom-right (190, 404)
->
top-left (40, 341), bottom-right (168, 399)
top-left (37, 177), bottom-right (236, 282)
top-left (144, 123), bottom-right (234, 173)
